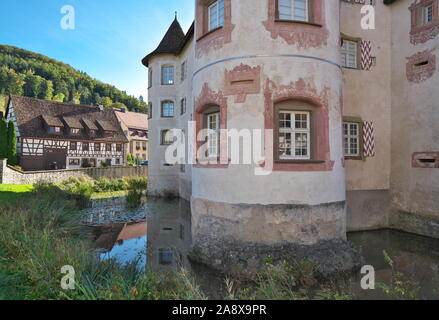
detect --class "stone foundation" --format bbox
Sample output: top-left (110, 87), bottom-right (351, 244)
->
top-left (191, 233), bottom-right (364, 276)
top-left (191, 198), bottom-right (347, 245)
top-left (190, 198), bottom-right (362, 275)
top-left (389, 209), bottom-right (439, 240)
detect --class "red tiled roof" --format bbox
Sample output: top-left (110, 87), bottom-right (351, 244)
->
top-left (115, 110), bottom-right (148, 130)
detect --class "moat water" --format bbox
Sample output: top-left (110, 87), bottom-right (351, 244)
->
top-left (87, 198), bottom-right (439, 300)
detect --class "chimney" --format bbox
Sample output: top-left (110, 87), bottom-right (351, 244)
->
top-left (98, 105), bottom-right (104, 111)
top-left (121, 107), bottom-right (127, 113)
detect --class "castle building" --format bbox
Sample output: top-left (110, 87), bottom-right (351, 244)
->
top-left (142, 0), bottom-right (439, 270)
top-left (5, 95), bottom-right (128, 171)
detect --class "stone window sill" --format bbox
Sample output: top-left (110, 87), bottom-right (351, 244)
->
top-left (275, 160), bottom-right (326, 164)
top-left (196, 26), bottom-right (223, 42)
top-left (274, 19), bottom-right (322, 28)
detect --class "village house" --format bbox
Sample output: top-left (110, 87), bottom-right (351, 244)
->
top-left (115, 108), bottom-right (149, 161)
top-left (143, 0), bottom-right (438, 269)
top-left (5, 95), bottom-right (128, 171)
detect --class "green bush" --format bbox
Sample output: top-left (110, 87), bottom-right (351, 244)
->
top-left (0, 186), bottom-right (205, 300)
top-left (60, 176), bottom-right (147, 196)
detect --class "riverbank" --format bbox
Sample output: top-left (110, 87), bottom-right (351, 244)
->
top-left (1, 183), bottom-right (438, 300)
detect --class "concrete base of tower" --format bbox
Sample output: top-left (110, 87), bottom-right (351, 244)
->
top-left (190, 198), bottom-right (363, 275)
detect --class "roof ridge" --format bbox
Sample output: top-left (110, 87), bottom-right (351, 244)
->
top-left (10, 94), bottom-right (103, 111)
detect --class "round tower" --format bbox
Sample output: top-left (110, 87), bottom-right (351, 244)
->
top-left (191, 0), bottom-right (353, 271)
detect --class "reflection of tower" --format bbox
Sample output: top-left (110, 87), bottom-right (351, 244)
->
top-left (146, 199), bottom-right (192, 271)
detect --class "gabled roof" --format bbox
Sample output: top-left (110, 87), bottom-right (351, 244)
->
top-left (141, 18), bottom-right (194, 67)
top-left (96, 119), bottom-right (116, 132)
top-left (42, 115), bottom-right (64, 127)
top-left (115, 110), bottom-right (148, 130)
top-left (82, 118), bottom-right (98, 131)
top-left (9, 95), bottom-right (128, 143)
top-left (63, 116), bottom-right (83, 129)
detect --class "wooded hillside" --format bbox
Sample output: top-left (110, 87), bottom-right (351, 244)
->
top-left (0, 45), bottom-right (147, 113)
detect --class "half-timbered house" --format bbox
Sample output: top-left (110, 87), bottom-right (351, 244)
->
top-left (5, 95), bottom-right (128, 171)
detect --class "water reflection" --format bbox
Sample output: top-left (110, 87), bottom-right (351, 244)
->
top-left (90, 198), bottom-right (192, 272)
top-left (348, 229), bottom-right (439, 300)
top-left (89, 198), bottom-right (439, 300)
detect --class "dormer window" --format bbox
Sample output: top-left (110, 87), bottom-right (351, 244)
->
top-left (48, 126), bottom-right (61, 133)
top-left (278, 0), bottom-right (309, 22)
top-left (89, 130), bottom-right (96, 136)
top-left (208, 0), bottom-right (225, 31)
top-left (71, 128), bottom-right (80, 135)
top-left (105, 131), bottom-right (115, 138)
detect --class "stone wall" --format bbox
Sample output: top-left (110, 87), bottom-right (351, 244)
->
top-left (0, 159), bottom-right (147, 185)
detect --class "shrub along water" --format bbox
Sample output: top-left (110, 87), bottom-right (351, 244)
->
top-left (0, 184), bottom-right (205, 300)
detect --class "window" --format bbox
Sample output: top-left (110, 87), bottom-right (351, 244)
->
top-left (105, 144), bottom-right (112, 152)
top-left (180, 98), bottom-right (187, 115)
top-left (181, 61), bottom-right (187, 82)
top-left (207, 113), bottom-right (220, 158)
top-left (161, 130), bottom-right (174, 145)
top-left (278, 111), bottom-right (310, 160)
top-left (142, 142), bottom-right (147, 150)
top-left (158, 249), bottom-right (173, 266)
top-left (344, 122), bottom-right (361, 158)
top-left (89, 129), bottom-right (97, 137)
top-left (161, 101), bottom-right (174, 117)
top-left (341, 39), bottom-right (358, 69)
top-left (148, 69), bottom-right (153, 88)
top-left (71, 128), bottom-right (80, 135)
top-left (95, 143), bottom-right (101, 152)
top-left (105, 131), bottom-right (115, 138)
top-left (208, 0), bottom-right (225, 31)
top-left (69, 159), bottom-right (80, 166)
top-left (70, 142), bottom-right (77, 151)
top-left (49, 126), bottom-right (61, 133)
top-left (116, 144), bottom-right (122, 152)
top-left (148, 102), bottom-right (152, 119)
top-left (115, 158), bottom-right (121, 165)
top-left (136, 142), bottom-right (141, 150)
top-left (278, 0), bottom-right (309, 22)
top-left (423, 4), bottom-right (433, 25)
top-left (82, 142), bottom-right (89, 151)
top-left (161, 65), bottom-right (174, 85)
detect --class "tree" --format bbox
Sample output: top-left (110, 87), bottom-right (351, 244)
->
top-left (6, 120), bottom-right (17, 166)
top-left (52, 93), bottom-right (65, 102)
top-left (0, 118), bottom-right (7, 159)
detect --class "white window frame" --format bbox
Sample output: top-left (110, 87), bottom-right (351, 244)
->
top-left (278, 0), bottom-right (309, 22)
top-left (161, 65), bottom-right (174, 85)
top-left (208, 0), bottom-right (225, 31)
top-left (341, 39), bottom-right (358, 69)
top-left (161, 129), bottom-right (174, 146)
top-left (343, 122), bottom-right (360, 157)
top-left (161, 101), bottom-right (174, 118)
top-left (423, 4), bottom-right (433, 25)
top-left (207, 112), bottom-right (220, 158)
top-left (278, 111), bottom-right (311, 160)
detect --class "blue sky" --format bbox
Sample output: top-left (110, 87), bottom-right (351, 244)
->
top-left (0, 0), bottom-right (194, 99)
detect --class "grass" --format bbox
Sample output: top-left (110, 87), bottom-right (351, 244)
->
top-left (0, 184), bottom-right (206, 300)
top-left (0, 184), bottom-right (34, 202)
